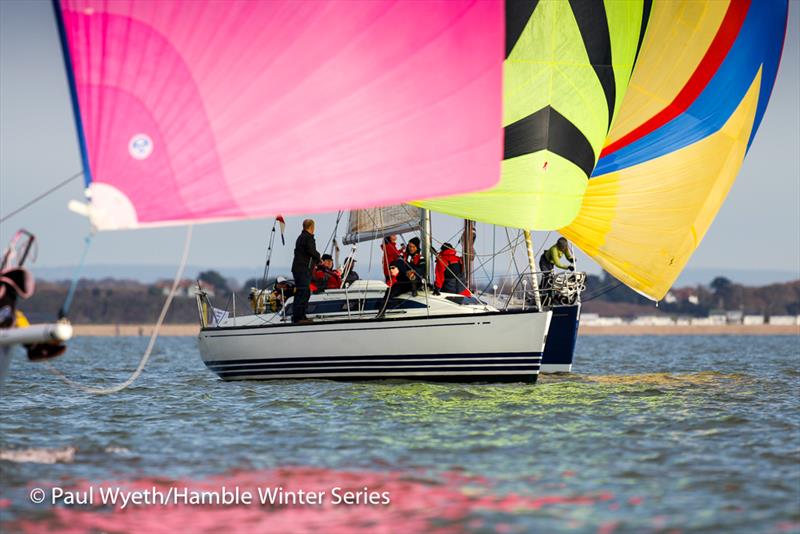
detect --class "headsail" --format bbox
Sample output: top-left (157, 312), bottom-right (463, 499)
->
top-left (561, 0), bottom-right (788, 300)
top-left (343, 206), bottom-right (422, 246)
top-left (55, 0), bottom-right (504, 230)
top-left (413, 0), bottom-right (648, 230)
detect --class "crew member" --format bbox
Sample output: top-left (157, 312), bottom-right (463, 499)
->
top-left (381, 235), bottom-right (404, 283)
top-left (434, 242), bottom-right (464, 294)
top-left (378, 236), bottom-right (427, 316)
top-left (341, 257), bottom-right (359, 287)
top-left (291, 219), bottom-right (321, 323)
top-left (265, 276), bottom-right (295, 313)
top-left (312, 254), bottom-right (342, 292)
top-left (393, 237), bottom-right (426, 296)
top-left (539, 237), bottom-right (574, 288)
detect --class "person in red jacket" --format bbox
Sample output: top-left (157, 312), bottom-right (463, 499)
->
top-left (381, 235), bottom-right (404, 283)
top-left (435, 242), bottom-right (464, 294)
top-left (311, 254), bottom-right (342, 292)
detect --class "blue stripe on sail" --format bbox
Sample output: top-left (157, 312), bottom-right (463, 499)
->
top-left (594, 1), bottom-right (787, 175)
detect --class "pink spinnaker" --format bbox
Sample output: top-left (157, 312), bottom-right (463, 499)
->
top-left (57, 0), bottom-right (503, 230)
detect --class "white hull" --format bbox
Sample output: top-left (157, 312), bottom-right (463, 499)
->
top-left (199, 310), bottom-right (551, 383)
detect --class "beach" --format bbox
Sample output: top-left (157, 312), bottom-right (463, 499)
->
top-left (69, 323), bottom-right (800, 337)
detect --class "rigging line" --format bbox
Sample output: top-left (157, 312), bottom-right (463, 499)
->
top-left (260, 220), bottom-right (277, 289)
top-left (46, 225), bottom-right (194, 395)
top-left (506, 228), bottom-right (524, 279)
top-left (59, 232), bottom-right (94, 319)
top-left (490, 225), bottom-right (496, 284)
top-left (323, 210), bottom-right (343, 254)
top-left (0, 170), bottom-right (83, 223)
top-left (535, 231), bottom-right (551, 257)
top-left (428, 227), bottom-right (523, 259)
top-left (501, 228), bottom-right (523, 295)
top-left (582, 281), bottom-right (624, 302)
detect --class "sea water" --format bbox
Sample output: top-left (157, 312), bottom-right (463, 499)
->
top-left (1, 335), bottom-right (798, 533)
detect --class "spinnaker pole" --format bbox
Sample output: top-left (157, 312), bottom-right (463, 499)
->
top-left (523, 230), bottom-right (542, 311)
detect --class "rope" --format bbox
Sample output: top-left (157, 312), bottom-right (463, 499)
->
top-left (45, 225), bottom-right (194, 395)
top-left (59, 233), bottom-right (94, 318)
top-left (582, 281), bottom-right (624, 302)
top-left (322, 211), bottom-right (343, 254)
top-left (0, 171), bottom-right (83, 223)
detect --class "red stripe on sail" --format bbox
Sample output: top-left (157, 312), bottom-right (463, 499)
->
top-left (600, 0), bottom-right (751, 158)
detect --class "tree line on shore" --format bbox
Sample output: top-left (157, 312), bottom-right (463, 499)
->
top-left (17, 270), bottom-right (800, 324)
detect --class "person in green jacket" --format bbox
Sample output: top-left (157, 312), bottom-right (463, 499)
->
top-left (539, 237), bottom-right (574, 289)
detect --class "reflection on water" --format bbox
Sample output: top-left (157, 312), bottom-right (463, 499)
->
top-left (0, 335), bottom-right (798, 533)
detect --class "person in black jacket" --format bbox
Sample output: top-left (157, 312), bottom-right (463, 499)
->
top-left (291, 219), bottom-right (321, 323)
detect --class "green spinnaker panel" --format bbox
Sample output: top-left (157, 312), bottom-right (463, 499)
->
top-left (413, 0), bottom-right (646, 230)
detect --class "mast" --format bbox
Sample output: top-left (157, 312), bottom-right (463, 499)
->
top-left (463, 220), bottom-right (475, 291)
top-left (523, 230), bottom-right (542, 311)
top-left (420, 208), bottom-right (433, 283)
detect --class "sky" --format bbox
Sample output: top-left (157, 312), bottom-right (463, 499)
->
top-left (1, 1), bottom-right (798, 286)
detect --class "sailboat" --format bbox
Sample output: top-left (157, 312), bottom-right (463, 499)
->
top-left (44, 0), bottom-right (787, 384)
top-left (0, 230), bottom-right (73, 385)
top-left (197, 208), bottom-right (552, 382)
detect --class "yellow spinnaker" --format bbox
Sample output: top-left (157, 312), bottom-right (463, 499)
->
top-left (561, 69), bottom-right (762, 300)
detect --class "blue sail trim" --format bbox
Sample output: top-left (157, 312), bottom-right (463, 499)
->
top-left (51, 0), bottom-right (92, 188)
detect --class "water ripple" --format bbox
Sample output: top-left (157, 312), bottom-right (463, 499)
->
top-left (0, 335), bottom-right (798, 533)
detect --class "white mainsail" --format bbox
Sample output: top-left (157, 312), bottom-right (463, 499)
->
top-left (343, 205), bottom-right (422, 245)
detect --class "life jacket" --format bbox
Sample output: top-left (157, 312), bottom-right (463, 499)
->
top-left (381, 242), bottom-right (403, 279)
top-left (403, 251), bottom-right (426, 281)
top-left (312, 264), bottom-right (342, 292)
top-left (435, 248), bottom-right (462, 290)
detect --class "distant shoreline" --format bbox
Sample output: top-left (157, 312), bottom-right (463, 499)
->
top-left (579, 324), bottom-right (798, 336)
top-left (69, 323), bottom-right (799, 337)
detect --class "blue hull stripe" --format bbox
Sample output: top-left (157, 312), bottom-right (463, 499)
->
top-left (209, 359), bottom-right (541, 372)
top-left (215, 364), bottom-right (541, 378)
top-left (204, 352), bottom-right (543, 367)
top-left (208, 358), bottom-right (541, 372)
